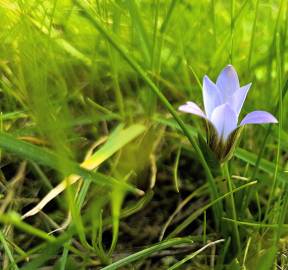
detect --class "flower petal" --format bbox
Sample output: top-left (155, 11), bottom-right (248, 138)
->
top-left (178, 101), bottom-right (207, 118)
top-left (240, 111), bottom-right (278, 126)
top-left (228, 83), bottom-right (252, 116)
top-left (203, 75), bottom-right (223, 119)
top-left (210, 103), bottom-right (238, 140)
top-left (216, 65), bottom-right (240, 100)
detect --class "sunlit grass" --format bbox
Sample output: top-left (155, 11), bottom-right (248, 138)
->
top-left (0, 0), bottom-right (287, 269)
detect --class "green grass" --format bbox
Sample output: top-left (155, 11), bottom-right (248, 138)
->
top-left (0, 0), bottom-right (287, 269)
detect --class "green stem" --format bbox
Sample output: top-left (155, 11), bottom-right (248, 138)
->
top-left (211, 0), bottom-right (217, 49)
top-left (230, 0), bottom-right (235, 63)
top-left (247, 0), bottom-right (260, 70)
top-left (222, 162), bottom-right (241, 253)
top-left (264, 32), bottom-right (282, 223)
top-left (0, 229), bottom-right (19, 270)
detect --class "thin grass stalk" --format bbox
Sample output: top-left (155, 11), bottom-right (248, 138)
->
top-left (264, 32), bottom-right (282, 222)
top-left (222, 162), bottom-right (241, 254)
top-left (247, 0), bottom-right (260, 70)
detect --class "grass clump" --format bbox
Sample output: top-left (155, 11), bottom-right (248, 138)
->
top-left (0, 0), bottom-right (287, 269)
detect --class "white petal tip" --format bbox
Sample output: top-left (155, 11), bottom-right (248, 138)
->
top-left (240, 111), bottom-right (278, 126)
top-left (178, 102), bottom-right (206, 118)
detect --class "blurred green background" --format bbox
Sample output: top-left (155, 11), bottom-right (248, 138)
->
top-left (0, 0), bottom-right (287, 269)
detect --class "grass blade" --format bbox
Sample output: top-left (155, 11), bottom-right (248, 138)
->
top-left (101, 238), bottom-right (193, 270)
top-left (167, 181), bottom-right (257, 239)
top-left (0, 229), bottom-right (19, 270)
top-left (167, 239), bottom-right (224, 270)
top-left (0, 131), bottom-right (143, 196)
top-left (22, 124), bottom-right (146, 219)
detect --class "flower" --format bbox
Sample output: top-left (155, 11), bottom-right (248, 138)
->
top-left (179, 64), bottom-right (278, 161)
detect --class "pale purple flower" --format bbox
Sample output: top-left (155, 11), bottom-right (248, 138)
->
top-left (179, 65), bottom-right (278, 141)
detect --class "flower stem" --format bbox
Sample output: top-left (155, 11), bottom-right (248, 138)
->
top-left (222, 162), bottom-right (241, 254)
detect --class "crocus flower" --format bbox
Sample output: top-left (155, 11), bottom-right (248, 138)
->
top-left (179, 64), bottom-right (278, 162)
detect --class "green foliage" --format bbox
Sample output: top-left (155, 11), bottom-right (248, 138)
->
top-left (0, 0), bottom-right (287, 269)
